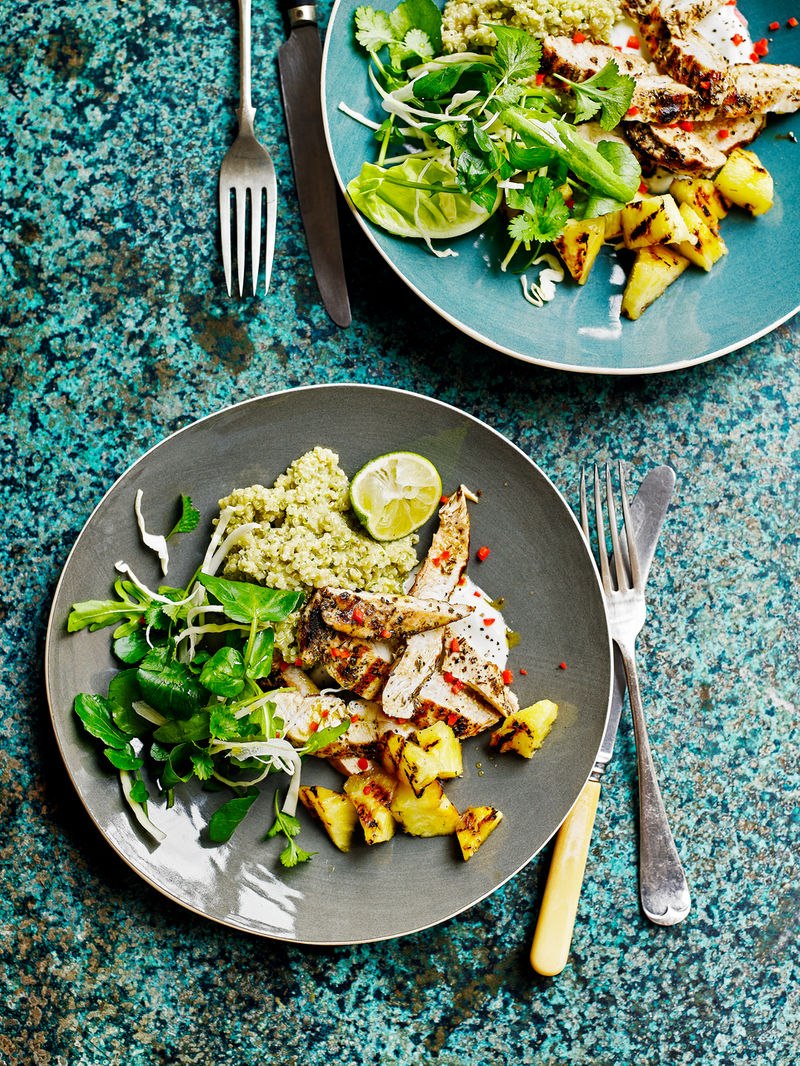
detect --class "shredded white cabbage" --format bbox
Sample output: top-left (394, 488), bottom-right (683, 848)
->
top-left (134, 490), bottom-right (170, 575)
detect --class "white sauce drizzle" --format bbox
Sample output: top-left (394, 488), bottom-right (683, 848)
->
top-left (448, 575), bottom-right (509, 669)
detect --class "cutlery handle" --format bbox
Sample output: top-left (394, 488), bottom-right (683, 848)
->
top-left (530, 779), bottom-right (601, 976)
top-left (619, 644), bottom-right (691, 926)
top-left (237, 0), bottom-right (256, 131)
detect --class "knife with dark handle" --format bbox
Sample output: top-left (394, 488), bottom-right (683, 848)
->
top-left (277, 2), bottom-right (352, 326)
top-left (530, 465), bottom-right (677, 977)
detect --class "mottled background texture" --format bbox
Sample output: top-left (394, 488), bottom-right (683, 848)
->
top-left (1, 0), bottom-right (798, 1064)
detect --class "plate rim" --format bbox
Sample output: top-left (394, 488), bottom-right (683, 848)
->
top-left (44, 382), bottom-right (613, 943)
top-left (321, 0), bottom-right (800, 376)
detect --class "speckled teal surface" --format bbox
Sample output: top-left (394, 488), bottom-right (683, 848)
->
top-left (1, 2), bottom-right (799, 1064)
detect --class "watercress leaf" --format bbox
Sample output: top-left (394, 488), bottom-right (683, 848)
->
top-left (167, 494), bottom-right (200, 540)
top-left (67, 600), bottom-right (135, 633)
top-left (113, 629), bottom-right (150, 665)
top-left (354, 6), bottom-right (393, 52)
top-left (150, 740), bottom-right (171, 762)
top-left (507, 140), bottom-right (557, 171)
top-left (137, 645), bottom-right (205, 719)
top-left (470, 179), bottom-right (501, 213)
top-left (74, 693), bottom-right (130, 750)
top-left (208, 786), bottom-right (259, 843)
top-left (246, 629), bottom-right (274, 681)
top-left (103, 744), bottom-right (144, 771)
top-left (108, 670), bottom-right (145, 734)
top-left (199, 574), bottom-right (304, 626)
top-left (412, 62), bottom-right (479, 100)
top-left (596, 138), bottom-right (641, 194)
top-left (492, 24), bottom-right (542, 82)
top-left (199, 646), bottom-right (246, 698)
top-left (153, 711), bottom-right (211, 745)
top-left (129, 779), bottom-right (149, 804)
top-left (161, 742), bottom-right (195, 788)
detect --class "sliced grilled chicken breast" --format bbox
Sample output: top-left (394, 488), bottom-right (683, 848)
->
top-left (627, 112), bottom-right (764, 174)
top-left (412, 671), bottom-right (502, 739)
top-left (317, 586), bottom-right (473, 640)
top-left (440, 634), bottom-right (518, 716)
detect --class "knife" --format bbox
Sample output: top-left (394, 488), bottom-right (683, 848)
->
top-left (530, 464), bottom-right (677, 977)
top-left (277, 2), bottom-right (352, 327)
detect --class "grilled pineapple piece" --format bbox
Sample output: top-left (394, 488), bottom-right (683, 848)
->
top-left (621, 245), bottom-right (690, 320)
top-left (602, 209), bottom-right (622, 240)
top-left (378, 731), bottom-right (408, 777)
top-left (456, 806), bottom-right (503, 860)
top-left (669, 176), bottom-right (728, 231)
top-left (390, 780), bottom-right (460, 836)
top-left (344, 769), bottom-right (397, 845)
top-left (620, 195), bottom-right (693, 249)
top-left (714, 147), bottom-right (773, 216)
top-left (553, 218), bottom-right (606, 284)
top-left (676, 203), bottom-right (728, 271)
top-left (299, 785), bottom-right (359, 852)
top-left (490, 699), bottom-right (559, 758)
top-left (414, 720), bottom-right (463, 780)
top-left (398, 739), bottom-right (440, 797)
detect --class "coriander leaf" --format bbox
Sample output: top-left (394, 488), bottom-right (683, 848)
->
top-left (208, 786), bottom-right (259, 843)
top-left (104, 744), bottom-right (144, 772)
top-left (559, 60), bottom-right (635, 130)
top-left (403, 27), bottom-right (434, 61)
top-left (137, 645), bottom-right (206, 719)
top-left (492, 24), bottom-right (542, 82)
top-left (199, 646), bottom-right (246, 698)
top-left (280, 838), bottom-right (317, 868)
top-left (507, 176), bottom-right (569, 243)
top-left (354, 6), bottom-right (393, 52)
top-left (199, 574), bottom-right (304, 626)
top-left (74, 693), bottom-right (130, 750)
top-left (265, 793), bottom-right (316, 867)
top-left (391, 0), bottom-right (441, 52)
top-left (190, 748), bottom-right (215, 781)
top-left (167, 495), bottom-right (200, 540)
top-left (209, 704), bottom-right (262, 742)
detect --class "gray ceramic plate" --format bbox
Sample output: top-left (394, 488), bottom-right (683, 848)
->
top-left (323, 0), bottom-right (800, 373)
top-left (45, 385), bottom-right (611, 944)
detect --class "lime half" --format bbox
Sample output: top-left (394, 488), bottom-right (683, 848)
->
top-left (350, 452), bottom-right (442, 541)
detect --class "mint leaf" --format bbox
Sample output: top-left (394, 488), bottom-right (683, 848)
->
top-left (167, 495), bottom-right (200, 540)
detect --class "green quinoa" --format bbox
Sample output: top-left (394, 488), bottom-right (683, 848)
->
top-left (218, 447), bottom-right (419, 661)
top-left (441, 0), bottom-right (624, 52)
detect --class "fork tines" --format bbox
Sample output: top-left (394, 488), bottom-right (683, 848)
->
top-left (580, 462), bottom-right (640, 592)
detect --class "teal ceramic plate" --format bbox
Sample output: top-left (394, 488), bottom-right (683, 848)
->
top-left (322, 0), bottom-right (800, 374)
top-left (45, 385), bottom-right (611, 945)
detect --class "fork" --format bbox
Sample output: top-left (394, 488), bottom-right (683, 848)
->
top-left (218, 0), bottom-right (277, 297)
top-left (583, 462), bottom-right (691, 926)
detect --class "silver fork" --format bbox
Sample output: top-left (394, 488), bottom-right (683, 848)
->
top-left (218, 0), bottom-right (277, 297)
top-left (582, 462), bottom-right (691, 925)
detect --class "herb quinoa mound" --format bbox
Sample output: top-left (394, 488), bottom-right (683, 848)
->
top-left (441, 0), bottom-right (624, 52)
top-left (218, 447), bottom-right (419, 661)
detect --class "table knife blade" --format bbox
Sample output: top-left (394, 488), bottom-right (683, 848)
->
top-left (277, 5), bottom-right (351, 326)
top-left (530, 464), bottom-right (676, 976)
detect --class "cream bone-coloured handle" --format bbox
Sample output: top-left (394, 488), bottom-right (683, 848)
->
top-left (530, 779), bottom-right (601, 977)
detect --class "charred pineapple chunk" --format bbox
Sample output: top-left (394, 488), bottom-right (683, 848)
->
top-left (669, 176), bottom-right (728, 231)
top-left (299, 785), bottom-right (359, 852)
top-left (553, 218), bottom-right (606, 284)
top-left (390, 780), bottom-right (460, 836)
top-left (456, 806), bottom-right (503, 860)
top-left (621, 245), bottom-right (689, 320)
top-left (344, 769), bottom-right (397, 845)
top-left (398, 739), bottom-right (440, 797)
top-left (714, 147), bottom-right (773, 216)
top-left (378, 731), bottom-right (408, 777)
top-left (602, 209), bottom-right (622, 241)
top-left (414, 720), bottom-right (463, 780)
top-left (621, 195), bottom-right (692, 249)
top-left (676, 202), bottom-right (728, 271)
top-left (490, 699), bottom-right (559, 758)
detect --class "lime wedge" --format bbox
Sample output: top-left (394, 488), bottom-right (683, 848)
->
top-left (350, 452), bottom-right (442, 541)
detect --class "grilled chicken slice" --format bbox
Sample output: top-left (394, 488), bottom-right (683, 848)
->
top-left (441, 634), bottom-right (518, 716)
top-left (317, 586), bottom-right (473, 640)
top-left (627, 112), bottom-right (764, 174)
top-left (541, 35), bottom-right (700, 125)
top-left (298, 589), bottom-right (394, 698)
top-left (722, 64), bottom-right (800, 117)
top-left (412, 670), bottom-right (502, 739)
top-left (381, 488), bottom-right (473, 717)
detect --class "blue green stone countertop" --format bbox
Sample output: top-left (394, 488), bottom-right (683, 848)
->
top-left (1, 1), bottom-right (798, 1063)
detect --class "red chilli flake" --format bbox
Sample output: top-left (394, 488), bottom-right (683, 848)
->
top-left (431, 555), bottom-right (441, 567)
top-left (350, 714), bottom-right (360, 724)
top-left (451, 679), bottom-right (464, 694)
top-left (700, 80), bottom-right (710, 88)
top-left (440, 494), bottom-right (449, 504)
top-left (309, 721), bottom-right (319, 732)
top-left (449, 637), bottom-right (460, 653)
top-left (502, 669), bottom-right (513, 685)
top-left (638, 180), bottom-right (648, 192)
top-left (476, 545), bottom-right (490, 561)
top-left (732, 32), bottom-right (744, 44)
top-left (457, 575), bottom-right (466, 586)
top-left (357, 756), bottom-right (369, 771)
top-left (380, 628), bottom-right (392, 639)
top-left (572, 31), bottom-right (586, 43)
top-left (754, 37), bottom-right (769, 55)
top-left (769, 21), bottom-right (780, 30)
top-left (520, 668), bottom-right (528, 676)
top-left (483, 617), bottom-right (496, 627)
top-left (627, 105), bottom-right (640, 116)
top-left (294, 657), bottom-right (302, 667)
top-left (750, 51), bottom-right (760, 61)
top-left (627, 35), bottom-right (640, 49)
top-left (473, 590), bottom-right (482, 597)
top-left (446, 713), bottom-right (459, 727)
top-left (536, 73), bottom-right (545, 84)
top-left (352, 607), bottom-right (365, 625)
top-left (717, 128), bottom-right (730, 139)
top-left (559, 662), bottom-right (567, 670)
top-left (443, 670), bottom-right (455, 684)
top-left (789, 17), bottom-right (799, 27)
top-left (679, 120), bottom-right (694, 131)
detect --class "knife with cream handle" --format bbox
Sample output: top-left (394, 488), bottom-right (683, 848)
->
top-left (530, 465), bottom-right (676, 976)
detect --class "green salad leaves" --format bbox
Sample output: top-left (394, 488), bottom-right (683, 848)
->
top-left (345, 3), bottom-right (639, 276)
top-left (68, 498), bottom-right (348, 866)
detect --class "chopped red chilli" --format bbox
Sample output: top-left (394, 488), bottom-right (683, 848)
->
top-left (754, 37), bottom-right (769, 54)
top-left (520, 668), bottom-right (528, 676)
top-left (769, 20), bottom-right (779, 29)
top-left (627, 35), bottom-right (640, 48)
top-left (559, 662), bottom-right (567, 670)
top-left (483, 617), bottom-right (496, 626)
top-left (573, 31), bottom-right (586, 43)
top-left (476, 546), bottom-right (490, 561)
top-left (309, 721), bottom-right (319, 732)
top-left (732, 32), bottom-right (744, 43)
top-left (357, 756), bottom-right (369, 771)
top-left (679, 120), bottom-right (694, 131)
top-left (449, 637), bottom-right (460, 653)
top-left (717, 128), bottom-right (730, 139)
top-left (380, 628), bottom-right (392, 639)
top-left (789, 17), bottom-right (798, 27)
top-left (352, 607), bottom-right (365, 625)
top-left (502, 669), bottom-right (513, 685)
top-left (627, 105), bottom-right (640, 116)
